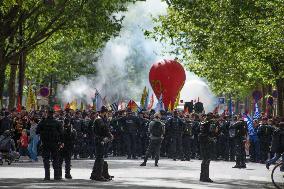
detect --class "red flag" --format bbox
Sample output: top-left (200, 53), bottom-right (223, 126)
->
top-left (64, 103), bottom-right (70, 110)
top-left (127, 100), bottom-right (138, 112)
top-left (184, 107), bottom-right (189, 114)
top-left (53, 104), bottom-right (61, 112)
top-left (17, 95), bottom-right (22, 112)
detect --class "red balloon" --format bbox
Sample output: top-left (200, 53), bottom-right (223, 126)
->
top-left (149, 59), bottom-right (186, 109)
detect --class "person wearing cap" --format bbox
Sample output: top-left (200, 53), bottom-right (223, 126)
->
top-left (90, 106), bottom-right (113, 181)
top-left (58, 118), bottom-right (77, 179)
top-left (140, 112), bottom-right (165, 167)
top-left (257, 117), bottom-right (275, 163)
top-left (36, 110), bottom-right (64, 180)
top-left (231, 116), bottom-right (247, 168)
top-left (119, 109), bottom-right (140, 159)
top-left (166, 110), bottom-right (185, 161)
top-left (71, 111), bottom-right (84, 160)
top-left (199, 113), bottom-right (215, 182)
top-left (137, 111), bottom-right (150, 158)
top-left (182, 114), bottom-right (194, 161)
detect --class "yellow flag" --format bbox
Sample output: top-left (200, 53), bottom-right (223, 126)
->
top-left (26, 85), bottom-right (36, 111)
top-left (140, 87), bottom-right (147, 108)
top-left (70, 100), bottom-right (77, 110)
top-left (80, 101), bottom-right (84, 111)
top-left (168, 101), bottom-right (172, 112)
top-left (32, 90), bottom-right (37, 110)
top-left (174, 92), bottom-right (180, 109)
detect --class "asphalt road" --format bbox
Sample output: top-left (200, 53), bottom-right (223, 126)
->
top-left (0, 157), bottom-right (277, 189)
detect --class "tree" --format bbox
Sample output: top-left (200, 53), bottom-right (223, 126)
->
top-left (0, 0), bottom-right (141, 104)
top-left (147, 0), bottom-right (284, 115)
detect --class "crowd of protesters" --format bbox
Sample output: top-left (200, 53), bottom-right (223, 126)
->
top-left (0, 106), bottom-right (283, 167)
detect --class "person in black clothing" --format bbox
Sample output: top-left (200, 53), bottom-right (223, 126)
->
top-left (191, 114), bottom-right (200, 159)
top-left (36, 110), bottom-right (64, 180)
top-left (120, 109), bottom-right (140, 159)
top-left (72, 112), bottom-right (83, 159)
top-left (140, 112), bottom-right (165, 167)
top-left (87, 112), bottom-right (97, 159)
top-left (90, 106), bottom-right (113, 181)
top-left (59, 118), bottom-right (77, 179)
top-left (0, 111), bottom-right (12, 135)
top-left (182, 114), bottom-right (193, 161)
top-left (257, 117), bottom-right (274, 163)
top-left (199, 113), bottom-right (215, 183)
top-left (166, 110), bottom-right (184, 160)
top-left (231, 116), bottom-right (247, 169)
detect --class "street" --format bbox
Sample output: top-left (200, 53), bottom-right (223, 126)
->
top-left (0, 157), bottom-right (275, 189)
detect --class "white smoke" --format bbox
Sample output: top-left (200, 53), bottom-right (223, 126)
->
top-left (180, 74), bottom-right (218, 113)
top-left (58, 0), bottom-right (217, 111)
top-left (58, 0), bottom-right (169, 104)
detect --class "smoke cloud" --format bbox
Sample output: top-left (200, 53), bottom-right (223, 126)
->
top-left (58, 0), bottom-right (217, 112)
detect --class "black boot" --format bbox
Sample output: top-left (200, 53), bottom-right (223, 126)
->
top-left (54, 169), bottom-right (62, 180)
top-left (140, 162), bottom-right (146, 166)
top-left (204, 164), bottom-right (213, 183)
top-left (44, 171), bottom-right (50, 181)
top-left (155, 159), bottom-right (158, 167)
top-left (43, 160), bottom-right (50, 181)
top-left (199, 164), bottom-right (205, 181)
top-left (65, 173), bottom-right (72, 179)
top-left (90, 159), bottom-right (107, 181)
top-left (103, 161), bottom-right (113, 180)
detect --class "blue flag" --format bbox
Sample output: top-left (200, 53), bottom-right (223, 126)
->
top-left (253, 102), bottom-right (261, 120)
top-left (144, 89), bottom-right (150, 110)
top-left (155, 94), bottom-right (165, 112)
top-left (243, 113), bottom-right (255, 136)
top-left (94, 90), bottom-right (104, 111)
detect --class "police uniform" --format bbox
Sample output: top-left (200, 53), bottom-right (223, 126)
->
top-left (36, 112), bottom-right (63, 180)
top-left (166, 115), bottom-right (184, 160)
top-left (182, 119), bottom-right (193, 161)
top-left (199, 120), bottom-right (214, 182)
top-left (59, 120), bottom-right (76, 179)
top-left (90, 109), bottom-right (113, 181)
top-left (140, 117), bottom-right (165, 166)
top-left (231, 120), bottom-right (247, 168)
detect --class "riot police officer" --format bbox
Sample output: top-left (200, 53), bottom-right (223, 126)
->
top-left (140, 112), bottom-right (165, 167)
top-left (120, 109), bottom-right (140, 159)
top-left (72, 112), bottom-right (83, 159)
top-left (199, 113), bottom-right (215, 183)
top-left (231, 116), bottom-right (247, 168)
top-left (90, 106), bottom-right (113, 181)
top-left (166, 110), bottom-right (184, 160)
top-left (59, 118), bottom-right (77, 179)
top-left (182, 114), bottom-right (193, 161)
top-left (36, 110), bottom-right (63, 180)
top-left (257, 117), bottom-right (274, 163)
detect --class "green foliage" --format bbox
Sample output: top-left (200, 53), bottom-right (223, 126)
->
top-left (1, 0), bottom-right (142, 85)
top-left (147, 0), bottom-right (284, 98)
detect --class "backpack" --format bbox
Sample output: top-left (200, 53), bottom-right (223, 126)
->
top-left (151, 121), bottom-right (163, 137)
top-left (0, 136), bottom-right (12, 151)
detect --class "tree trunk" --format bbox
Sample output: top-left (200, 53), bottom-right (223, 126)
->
top-left (0, 59), bottom-right (7, 107)
top-left (235, 99), bottom-right (240, 114)
top-left (276, 78), bottom-right (284, 117)
top-left (261, 85), bottom-right (266, 112)
top-left (8, 63), bottom-right (17, 110)
top-left (17, 52), bottom-right (26, 106)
